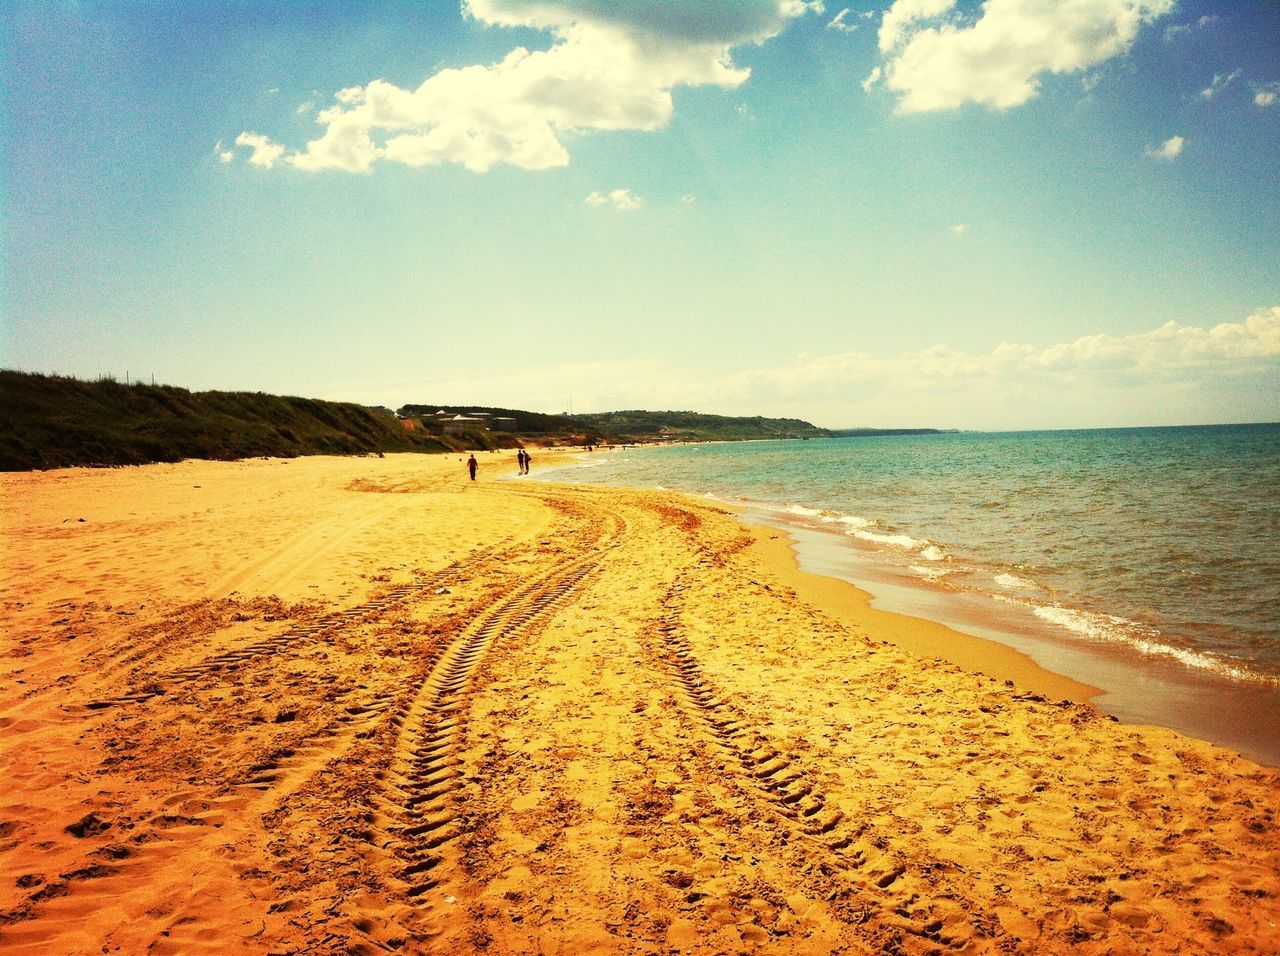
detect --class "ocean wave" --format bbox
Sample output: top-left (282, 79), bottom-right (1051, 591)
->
top-left (783, 503), bottom-right (872, 529)
top-left (1033, 605), bottom-right (1279, 685)
top-left (1033, 605), bottom-right (1141, 641)
top-left (910, 564), bottom-right (953, 581)
top-left (995, 572), bottom-right (1038, 590)
top-left (783, 503), bottom-right (824, 518)
top-left (853, 529), bottom-right (924, 550)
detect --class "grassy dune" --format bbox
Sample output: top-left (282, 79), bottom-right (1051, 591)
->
top-left (0, 372), bottom-right (495, 470)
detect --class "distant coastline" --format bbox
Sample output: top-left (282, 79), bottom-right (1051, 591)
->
top-left (3, 370), bottom-right (947, 471)
top-left (825, 427), bottom-right (959, 438)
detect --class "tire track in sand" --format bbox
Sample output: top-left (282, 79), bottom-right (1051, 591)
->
top-left (651, 570), bottom-right (968, 952)
top-left (84, 545), bottom-right (511, 710)
top-left (375, 504), bottom-right (624, 925)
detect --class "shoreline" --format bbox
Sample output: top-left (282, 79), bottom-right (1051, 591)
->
top-left (741, 506), bottom-right (1280, 768)
top-left (548, 448), bottom-right (1280, 768)
top-left (2, 454), bottom-right (1277, 953)
top-left (739, 520), bottom-right (1102, 705)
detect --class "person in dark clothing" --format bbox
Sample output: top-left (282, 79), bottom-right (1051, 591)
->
top-left (467, 454), bottom-right (478, 480)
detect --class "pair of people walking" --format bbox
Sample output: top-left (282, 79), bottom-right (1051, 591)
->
top-left (465, 448), bottom-right (531, 481)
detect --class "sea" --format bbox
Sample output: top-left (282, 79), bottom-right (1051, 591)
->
top-left (547, 424), bottom-right (1280, 766)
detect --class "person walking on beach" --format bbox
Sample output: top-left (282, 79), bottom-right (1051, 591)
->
top-left (467, 454), bottom-right (478, 481)
top-left (516, 448), bottom-right (526, 474)
top-left (522, 449), bottom-right (532, 474)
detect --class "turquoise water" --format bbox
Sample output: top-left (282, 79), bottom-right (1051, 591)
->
top-left (558, 424), bottom-right (1280, 688)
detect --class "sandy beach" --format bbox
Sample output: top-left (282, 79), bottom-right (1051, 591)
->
top-left (2, 452), bottom-right (1277, 954)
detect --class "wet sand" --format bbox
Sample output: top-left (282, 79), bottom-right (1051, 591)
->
top-left (2, 453), bottom-right (1278, 953)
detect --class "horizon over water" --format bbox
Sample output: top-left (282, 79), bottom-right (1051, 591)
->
top-left (550, 423), bottom-right (1280, 766)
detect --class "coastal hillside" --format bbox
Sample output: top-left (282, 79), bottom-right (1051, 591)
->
top-left (398, 404), bottom-right (594, 437)
top-left (2, 371), bottom-right (939, 471)
top-left (0, 372), bottom-right (502, 471)
top-left (3, 373), bottom-right (833, 471)
top-left (567, 409), bottom-right (827, 442)
top-left (399, 405), bottom-right (830, 443)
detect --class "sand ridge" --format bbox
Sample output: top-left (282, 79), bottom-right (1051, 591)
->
top-left (1, 453), bottom-right (1278, 953)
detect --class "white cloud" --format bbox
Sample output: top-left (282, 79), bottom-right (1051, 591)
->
top-left (585, 188), bottom-right (644, 210)
top-left (861, 66), bottom-right (882, 93)
top-left (395, 309), bottom-right (1280, 430)
top-left (1254, 82), bottom-right (1280, 108)
top-left (949, 223), bottom-right (967, 236)
top-left (1200, 69), bottom-right (1241, 100)
top-left (214, 140), bottom-right (235, 163)
top-left (679, 193), bottom-right (697, 204)
top-left (878, 0), bottom-right (955, 53)
top-left (234, 132), bottom-right (287, 169)
top-left (709, 308), bottom-right (1280, 426)
top-left (1145, 134), bottom-right (1184, 160)
top-left (1164, 14), bottom-right (1217, 42)
top-left (237, 0), bottom-right (819, 174)
top-left (873, 0), bottom-right (1175, 113)
top-left (827, 8), bottom-right (861, 33)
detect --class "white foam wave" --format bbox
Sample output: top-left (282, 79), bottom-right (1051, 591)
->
top-left (992, 593), bottom-right (1032, 607)
top-left (784, 504), bottom-right (824, 518)
top-left (910, 564), bottom-right (952, 581)
top-left (854, 529), bottom-right (923, 550)
top-left (1033, 605), bottom-right (1277, 685)
top-left (995, 572), bottom-right (1037, 590)
top-left (919, 545), bottom-right (947, 562)
top-left (1034, 605), bottom-right (1133, 641)
top-left (783, 503), bottom-right (873, 529)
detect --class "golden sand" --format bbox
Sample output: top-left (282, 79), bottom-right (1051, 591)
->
top-left (2, 453), bottom-right (1277, 954)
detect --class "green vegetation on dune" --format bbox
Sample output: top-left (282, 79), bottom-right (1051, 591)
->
top-left (398, 405), bottom-right (833, 443)
top-left (398, 404), bottom-right (596, 437)
top-left (570, 409), bottom-right (827, 442)
top-left (2, 371), bottom-right (952, 471)
top-left (0, 372), bottom-right (513, 470)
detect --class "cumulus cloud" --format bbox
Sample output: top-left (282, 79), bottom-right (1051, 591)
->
top-left (871, 0), bottom-right (1175, 113)
top-left (235, 132), bottom-right (287, 169)
top-left (949, 223), bottom-right (967, 236)
top-left (407, 309), bottom-right (1280, 430)
top-left (708, 308), bottom-right (1280, 426)
top-left (214, 141), bottom-right (235, 163)
top-left (1254, 82), bottom-right (1280, 108)
top-left (585, 188), bottom-right (644, 210)
top-left (1145, 134), bottom-right (1184, 160)
top-left (234, 0), bottom-right (819, 174)
top-left (877, 0), bottom-right (956, 53)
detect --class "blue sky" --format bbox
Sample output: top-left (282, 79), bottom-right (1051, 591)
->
top-left (4, 0), bottom-right (1278, 429)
